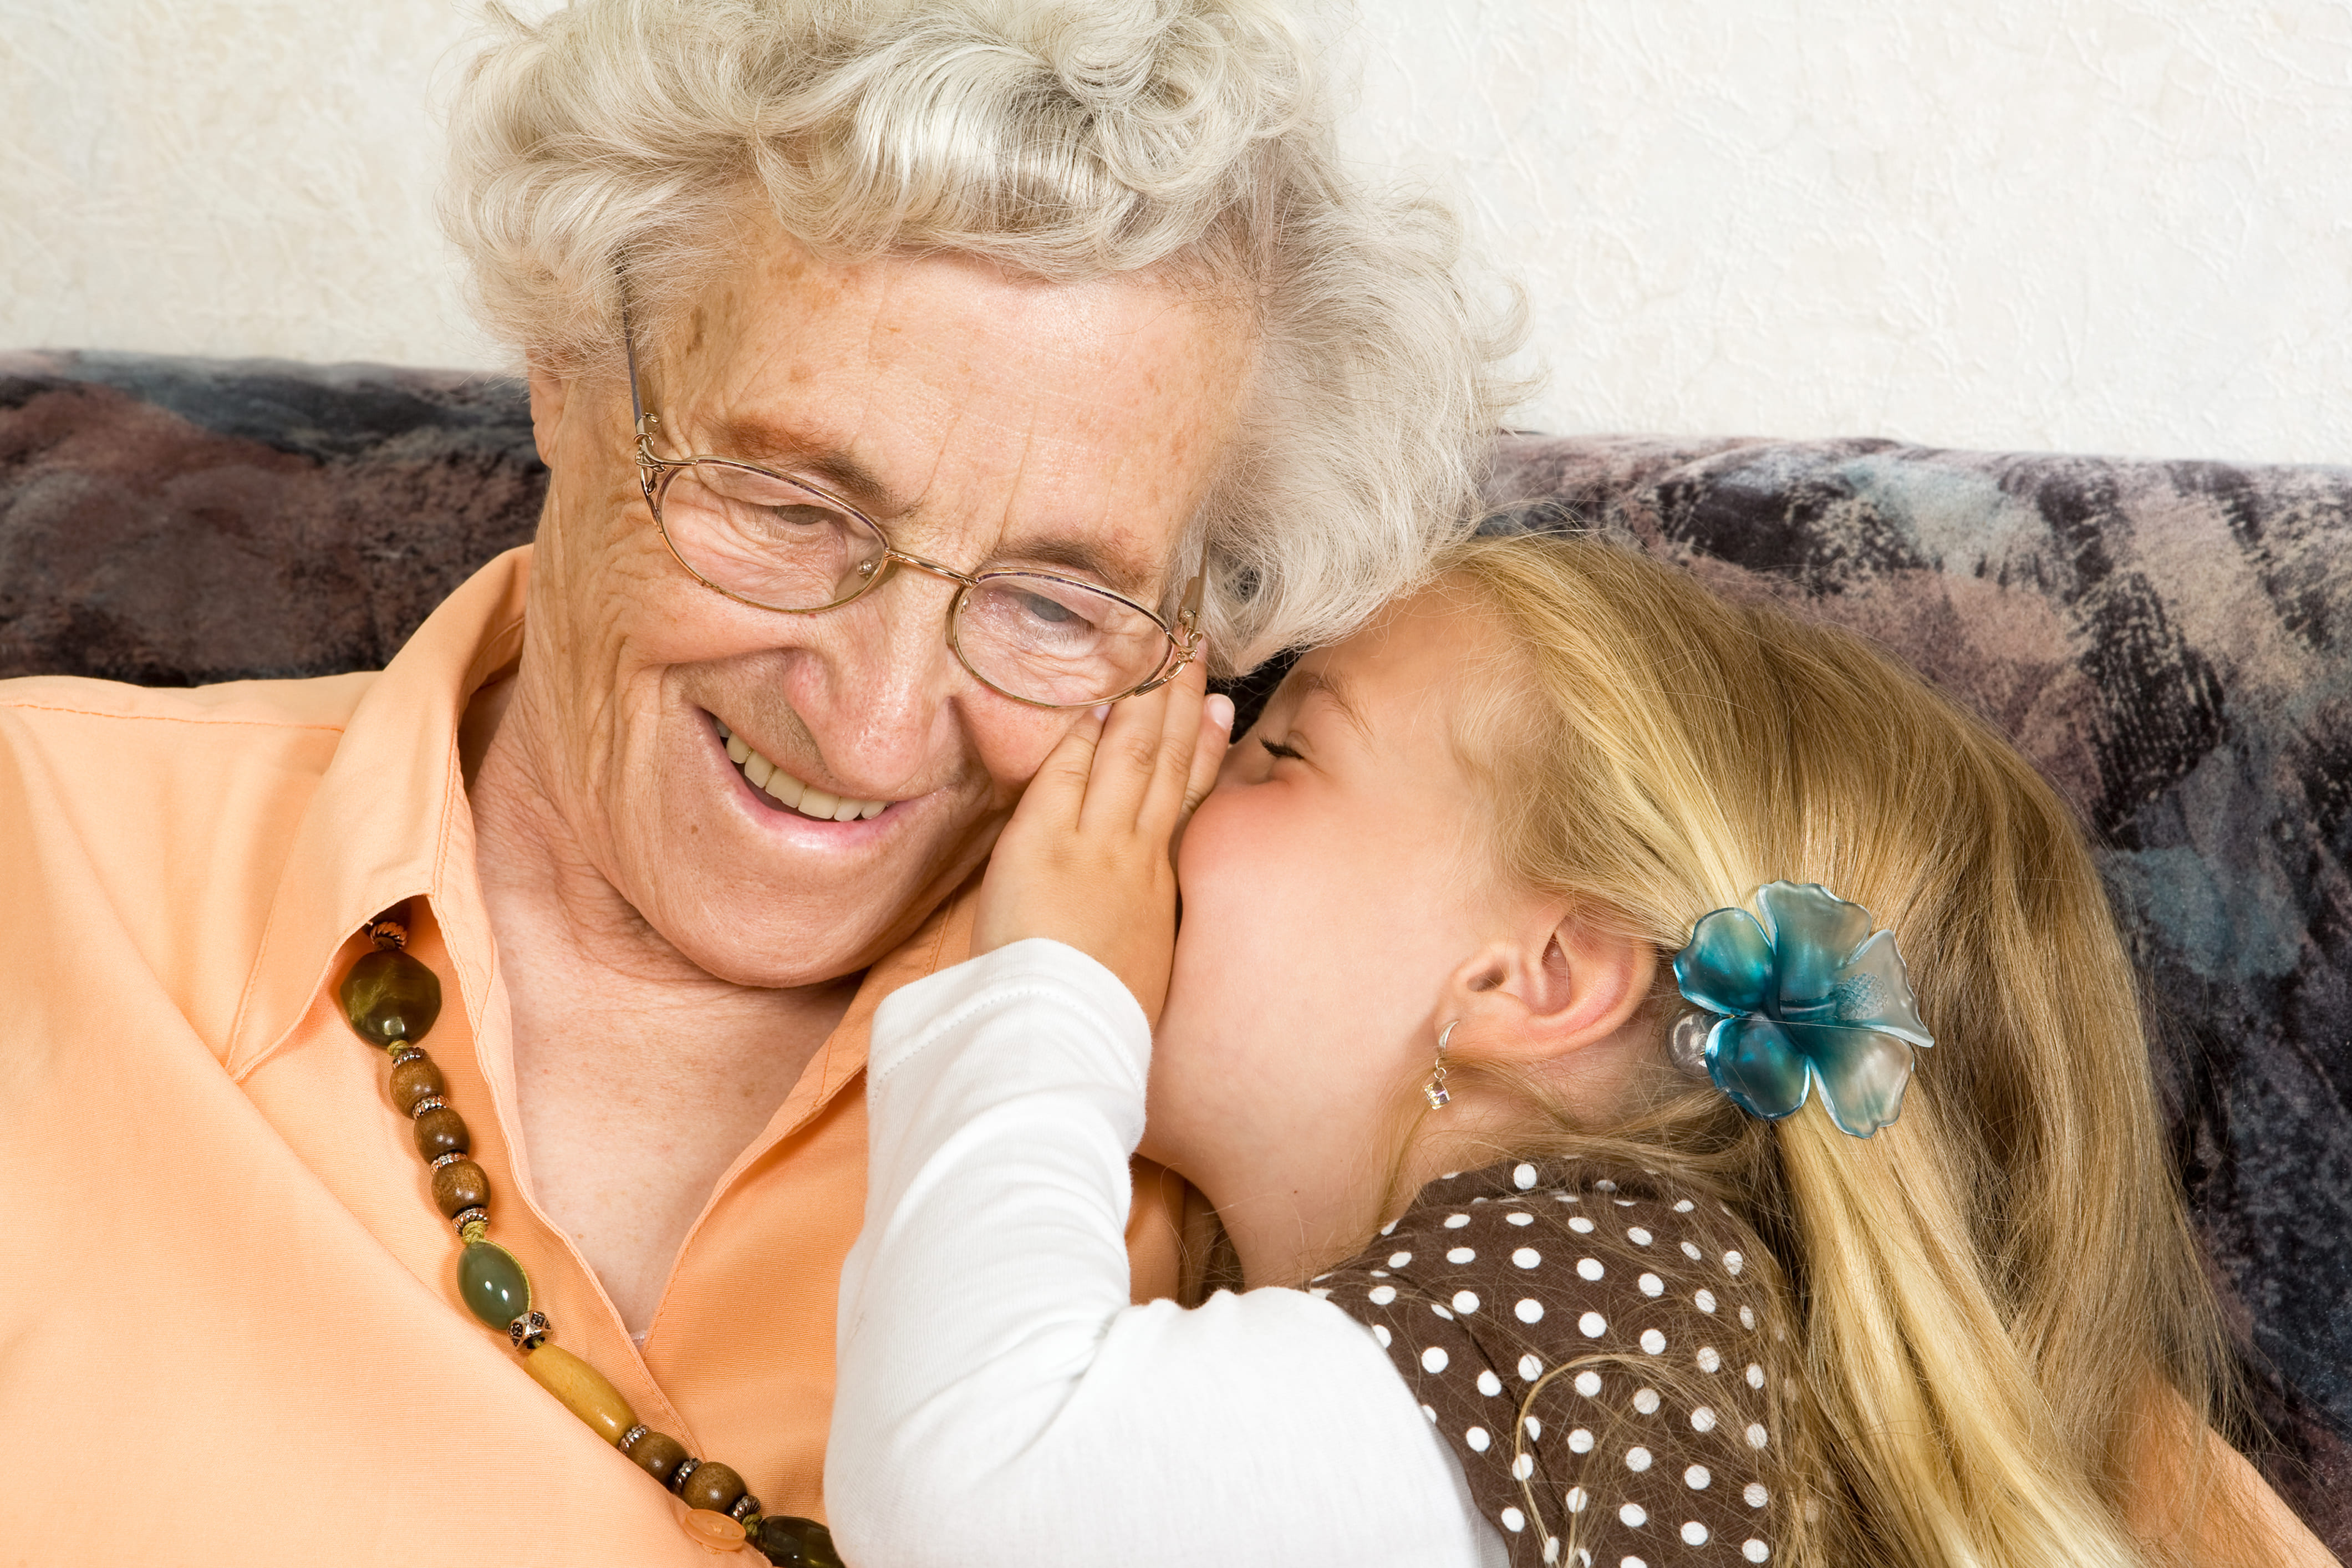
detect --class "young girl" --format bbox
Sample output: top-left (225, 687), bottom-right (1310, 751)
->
top-left (824, 534), bottom-right (2334, 1568)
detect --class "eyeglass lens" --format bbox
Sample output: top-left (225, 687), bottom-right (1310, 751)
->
top-left (655, 459), bottom-right (1177, 705)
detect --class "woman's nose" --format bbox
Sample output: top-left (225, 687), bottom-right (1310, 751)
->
top-left (798, 569), bottom-right (972, 783)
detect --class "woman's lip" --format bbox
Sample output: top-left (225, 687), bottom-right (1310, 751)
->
top-left (705, 710), bottom-right (903, 832)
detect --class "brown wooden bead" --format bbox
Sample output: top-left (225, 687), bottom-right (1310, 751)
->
top-left (412, 1106), bottom-right (469, 1161)
top-left (627, 1430), bottom-right (689, 1484)
top-left (338, 947), bottom-right (442, 1045)
top-left (522, 1343), bottom-right (638, 1445)
top-left (430, 1158), bottom-right (490, 1216)
top-left (387, 1056), bottom-right (446, 1116)
top-left (679, 1460), bottom-right (746, 1516)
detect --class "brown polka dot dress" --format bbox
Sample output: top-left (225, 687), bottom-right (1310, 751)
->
top-left (1315, 1159), bottom-right (1789, 1567)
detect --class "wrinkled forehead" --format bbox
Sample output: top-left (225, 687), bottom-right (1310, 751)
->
top-left (640, 222), bottom-right (1258, 599)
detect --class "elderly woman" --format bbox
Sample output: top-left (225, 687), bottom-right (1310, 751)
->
top-left (0, 1), bottom-right (1514, 1562)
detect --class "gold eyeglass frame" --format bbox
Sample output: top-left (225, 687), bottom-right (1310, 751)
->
top-left (621, 314), bottom-right (1208, 711)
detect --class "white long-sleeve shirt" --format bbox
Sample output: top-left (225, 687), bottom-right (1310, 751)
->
top-left (828, 938), bottom-right (1509, 1568)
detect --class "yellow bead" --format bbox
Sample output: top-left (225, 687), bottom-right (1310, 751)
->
top-left (680, 1510), bottom-right (748, 1552)
top-left (522, 1343), bottom-right (637, 1445)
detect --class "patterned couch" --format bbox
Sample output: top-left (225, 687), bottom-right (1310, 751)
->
top-left (5, 349), bottom-right (2346, 1550)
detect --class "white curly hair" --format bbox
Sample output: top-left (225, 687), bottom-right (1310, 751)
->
top-left (442, 0), bottom-right (1524, 670)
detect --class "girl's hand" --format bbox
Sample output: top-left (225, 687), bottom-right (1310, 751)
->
top-left (972, 657), bottom-right (1233, 1023)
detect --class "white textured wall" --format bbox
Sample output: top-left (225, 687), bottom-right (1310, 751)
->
top-left (4, 1), bottom-right (2349, 462)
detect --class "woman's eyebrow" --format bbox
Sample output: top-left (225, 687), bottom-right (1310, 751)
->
top-left (1288, 669), bottom-right (1375, 745)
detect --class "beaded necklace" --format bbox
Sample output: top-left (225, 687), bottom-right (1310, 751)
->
top-left (338, 905), bottom-right (842, 1566)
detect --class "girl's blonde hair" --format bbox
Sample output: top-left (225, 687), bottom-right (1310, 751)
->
top-left (441, 0), bottom-right (1525, 671)
top-left (1438, 532), bottom-right (2239, 1568)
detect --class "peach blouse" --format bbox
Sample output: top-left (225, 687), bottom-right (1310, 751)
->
top-left (0, 547), bottom-right (1186, 1565)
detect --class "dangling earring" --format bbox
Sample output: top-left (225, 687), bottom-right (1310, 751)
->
top-left (1424, 1020), bottom-right (1459, 1109)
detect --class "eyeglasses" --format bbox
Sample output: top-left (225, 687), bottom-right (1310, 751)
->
top-left (621, 321), bottom-right (1206, 710)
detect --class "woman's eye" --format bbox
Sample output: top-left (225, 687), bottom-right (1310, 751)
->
top-left (1259, 737), bottom-right (1303, 761)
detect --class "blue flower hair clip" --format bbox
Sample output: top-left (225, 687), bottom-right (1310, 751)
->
top-left (1668, 882), bottom-right (1934, 1138)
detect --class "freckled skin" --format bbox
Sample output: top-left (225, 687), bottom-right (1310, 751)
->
top-left (469, 213), bottom-right (1256, 1330)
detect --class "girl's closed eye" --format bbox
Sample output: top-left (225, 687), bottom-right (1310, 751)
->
top-left (1259, 737), bottom-right (1304, 761)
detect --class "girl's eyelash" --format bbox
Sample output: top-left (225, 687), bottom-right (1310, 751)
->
top-left (1260, 737), bottom-right (1303, 761)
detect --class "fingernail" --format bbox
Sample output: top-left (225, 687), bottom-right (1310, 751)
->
top-left (1091, 704), bottom-right (1112, 722)
top-left (1205, 694), bottom-right (1235, 735)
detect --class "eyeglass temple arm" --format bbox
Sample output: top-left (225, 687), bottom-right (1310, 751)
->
top-left (620, 293), bottom-right (652, 437)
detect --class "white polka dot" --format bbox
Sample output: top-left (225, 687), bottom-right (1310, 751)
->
top-left (1594, 1178), bottom-right (1618, 1192)
top-left (1576, 1257), bottom-right (1605, 1281)
top-left (1638, 1272), bottom-right (1663, 1297)
top-left (1615, 1198), bottom-right (1636, 1207)
top-left (1510, 1453), bottom-right (1536, 1483)
top-left (1422, 1346), bottom-right (1449, 1373)
top-left (1691, 1406), bottom-right (1718, 1432)
top-left (1744, 1482), bottom-right (1768, 1508)
top-left (1620, 1558), bottom-right (1647, 1568)
top-left (1519, 1353), bottom-right (1545, 1381)
top-left (1632, 1386), bottom-right (1661, 1414)
top-left (1514, 1162), bottom-right (1539, 1189)
top-left (1514, 1246), bottom-right (1543, 1269)
top-left (1309, 1286), bottom-right (1332, 1299)
top-left (1366, 1270), bottom-right (1387, 1279)
top-left (1422, 1404), bottom-right (1437, 1422)
top-left (1619, 1501), bottom-right (1647, 1528)
top-left (1518, 1298), bottom-right (1547, 1324)
top-left (1453, 1290), bottom-right (1482, 1314)
top-left (1458, 1368), bottom-right (1493, 1398)
top-left (1684, 1464), bottom-right (1712, 1489)
top-left (1379, 1220), bottom-right (1398, 1236)
top-left (1565, 1486), bottom-right (1590, 1514)
top-left (1371, 1325), bottom-right (1391, 1347)
top-left (1682, 1521), bottom-right (1710, 1545)
top-left (1439, 1171), bottom-right (1460, 1181)
top-left (1500, 1505), bottom-right (1526, 1532)
top-left (1568, 1427), bottom-right (1595, 1453)
top-left (1574, 1371), bottom-right (1603, 1397)
top-left (1697, 1346), bottom-right (1722, 1373)
top-left (1639, 1328), bottom-right (1667, 1354)
top-left (1578, 1311), bottom-right (1607, 1337)
top-left (1447, 1246), bottom-right (1477, 1264)
top-left (1746, 1422), bottom-right (1769, 1449)
top-left (1724, 1250), bottom-right (1745, 1275)
top-left (1626, 1445), bottom-right (1653, 1472)
top-left (1673, 1198), bottom-right (1696, 1213)
top-left (1569, 1215), bottom-right (1596, 1233)
top-left (1739, 1305), bottom-right (1757, 1329)
top-left (1465, 1425), bottom-right (1490, 1452)
top-left (1524, 1416), bottom-right (1542, 1440)
top-left (1743, 1540), bottom-right (1769, 1562)
top-left (1367, 1284), bottom-right (1397, 1305)
top-left (1508, 1211), bottom-right (1535, 1226)
top-left (1444, 1213), bottom-right (1472, 1229)
top-left (1388, 1250), bottom-right (1412, 1267)
top-left (1626, 1226), bottom-right (1653, 1245)
top-left (1431, 1303), bottom-right (1455, 1320)
top-left (1746, 1362), bottom-right (1765, 1388)
top-left (1543, 1539), bottom-right (1561, 1565)
top-left (1574, 1550), bottom-right (1592, 1567)
top-left (1681, 1241), bottom-right (1703, 1260)
top-left (1696, 1289), bottom-right (1718, 1313)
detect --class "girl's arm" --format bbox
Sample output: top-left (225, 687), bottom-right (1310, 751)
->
top-left (826, 936), bottom-right (1503, 1568)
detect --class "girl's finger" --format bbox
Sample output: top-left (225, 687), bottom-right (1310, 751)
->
top-left (1076, 674), bottom-right (1178, 834)
top-left (1136, 655), bottom-right (1211, 835)
top-left (1012, 706), bottom-right (1106, 838)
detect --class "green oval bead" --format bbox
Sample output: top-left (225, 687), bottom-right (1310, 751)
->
top-left (456, 1241), bottom-right (531, 1332)
top-left (339, 948), bottom-right (442, 1046)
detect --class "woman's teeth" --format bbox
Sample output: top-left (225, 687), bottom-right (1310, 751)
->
top-left (714, 720), bottom-right (887, 822)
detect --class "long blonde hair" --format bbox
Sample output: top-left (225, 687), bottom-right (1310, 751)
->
top-left (1438, 532), bottom-right (2238, 1568)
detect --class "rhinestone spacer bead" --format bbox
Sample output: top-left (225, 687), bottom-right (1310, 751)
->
top-left (369, 918), bottom-right (409, 950)
top-left (508, 1310), bottom-right (550, 1351)
top-left (618, 1424), bottom-right (649, 1453)
top-left (387, 1043), bottom-right (425, 1066)
top-left (668, 1457), bottom-right (702, 1495)
top-left (730, 1494), bottom-right (761, 1523)
top-left (452, 1207), bottom-right (489, 1237)
top-left (430, 1150), bottom-right (466, 1170)
top-left (409, 1095), bottom-right (449, 1119)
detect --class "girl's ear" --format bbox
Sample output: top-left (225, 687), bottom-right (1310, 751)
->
top-left (1439, 905), bottom-right (1656, 1071)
